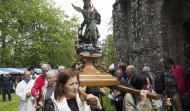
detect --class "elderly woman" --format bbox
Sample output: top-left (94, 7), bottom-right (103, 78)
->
top-left (36, 70), bottom-right (57, 111)
top-left (52, 69), bottom-right (104, 111)
top-left (123, 72), bottom-right (172, 111)
top-left (58, 66), bottom-right (65, 74)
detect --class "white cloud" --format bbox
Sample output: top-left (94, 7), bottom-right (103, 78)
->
top-left (53, 0), bottom-right (115, 41)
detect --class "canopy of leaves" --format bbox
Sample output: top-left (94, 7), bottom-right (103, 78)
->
top-left (0, 0), bottom-right (80, 68)
top-left (100, 34), bottom-right (114, 68)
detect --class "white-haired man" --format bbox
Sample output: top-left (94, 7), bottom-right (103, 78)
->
top-left (31, 64), bottom-right (51, 103)
top-left (16, 71), bottom-right (35, 111)
top-left (126, 65), bottom-right (135, 87)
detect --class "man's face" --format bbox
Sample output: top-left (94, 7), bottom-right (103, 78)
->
top-left (24, 71), bottom-right (31, 80)
top-left (42, 67), bottom-right (50, 77)
top-left (126, 66), bottom-right (134, 76)
top-left (30, 70), bottom-right (34, 74)
top-left (163, 62), bottom-right (172, 70)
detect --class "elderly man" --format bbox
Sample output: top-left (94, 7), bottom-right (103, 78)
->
top-left (31, 64), bottom-right (51, 103)
top-left (16, 71), bottom-right (35, 111)
top-left (125, 65), bottom-right (135, 87)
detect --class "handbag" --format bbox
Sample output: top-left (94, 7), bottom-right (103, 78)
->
top-left (155, 74), bottom-right (165, 94)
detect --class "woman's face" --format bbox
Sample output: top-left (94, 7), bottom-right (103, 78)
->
top-left (47, 74), bottom-right (57, 86)
top-left (63, 76), bottom-right (79, 98)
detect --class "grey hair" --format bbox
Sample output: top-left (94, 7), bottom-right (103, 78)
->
top-left (143, 66), bottom-right (150, 72)
top-left (58, 66), bottom-right (65, 71)
top-left (46, 70), bottom-right (57, 77)
top-left (41, 64), bottom-right (51, 70)
top-left (127, 65), bottom-right (136, 72)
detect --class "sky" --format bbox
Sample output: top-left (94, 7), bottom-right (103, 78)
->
top-left (53, 0), bottom-right (115, 41)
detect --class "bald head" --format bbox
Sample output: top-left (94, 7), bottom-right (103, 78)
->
top-left (126, 65), bottom-right (135, 77)
top-left (24, 71), bottom-right (31, 80)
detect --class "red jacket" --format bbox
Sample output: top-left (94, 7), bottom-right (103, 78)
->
top-left (31, 74), bottom-right (45, 102)
top-left (171, 64), bottom-right (190, 94)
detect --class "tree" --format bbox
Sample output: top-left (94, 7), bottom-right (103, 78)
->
top-left (100, 34), bottom-right (114, 68)
top-left (0, 0), bottom-right (80, 68)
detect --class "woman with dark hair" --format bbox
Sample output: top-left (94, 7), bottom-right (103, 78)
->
top-left (123, 72), bottom-right (171, 111)
top-left (52, 69), bottom-right (104, 111)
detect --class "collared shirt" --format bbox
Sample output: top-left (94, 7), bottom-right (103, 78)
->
top-left (23, 78), bottom-right (31, 84)
top-left (45, 79), bottom-right (48, 85)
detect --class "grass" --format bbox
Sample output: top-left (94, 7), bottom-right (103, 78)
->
top-left (0, 87), bottom-right (116, 111)
top-left (0, 93), bottom-right (19, 111)
top-left (102, 87), bottom-right (116, 111)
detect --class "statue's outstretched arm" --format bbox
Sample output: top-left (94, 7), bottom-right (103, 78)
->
top-left (71, 3), bottom-right (82, 13)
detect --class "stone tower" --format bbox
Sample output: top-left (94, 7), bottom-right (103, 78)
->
top-left (113, 0), bottom-right (190, 74)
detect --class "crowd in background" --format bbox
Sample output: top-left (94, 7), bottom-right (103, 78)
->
top-left (0, 55), bottom-right (190, 111)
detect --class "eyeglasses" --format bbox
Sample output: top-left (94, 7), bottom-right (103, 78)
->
top-left (47, 77), bottom-right (54, 80)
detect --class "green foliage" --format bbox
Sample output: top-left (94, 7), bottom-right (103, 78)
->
top-left (100, 34), bottom-right (114, 68)
top-left (0, 0), bottom-right (80, 68)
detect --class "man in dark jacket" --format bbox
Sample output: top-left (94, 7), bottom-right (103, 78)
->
top-left (0, 74), bottom-right (12, 101)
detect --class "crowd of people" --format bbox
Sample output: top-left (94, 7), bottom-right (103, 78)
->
top-left (1, 56), bottom-right (190, 111)
top-left (109, 56), bottom-right (190, 111)
top-left (13, 64), bottom-right (104, 111)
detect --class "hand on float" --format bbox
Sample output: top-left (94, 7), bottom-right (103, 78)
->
top-left (163, 98), bottom-right (172, 107)
top-left (86, 94), bottom-right (102, 110)
top-left (140, 89), bottom-right (149, 104)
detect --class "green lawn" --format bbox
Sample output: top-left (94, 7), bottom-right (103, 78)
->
top-left (0, 93), bottom-right (19, 111)
top-left (0, 87), bottom-right (116, 111)
top-left (102, 87), bottom-right (116, 111)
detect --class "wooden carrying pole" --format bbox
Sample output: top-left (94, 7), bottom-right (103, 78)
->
top-left (79, 90), bottom-right (97, 106)
top-left (111, 85), bottom-right (160, 100)
top-left (79, 85), bottom-right (160, 107)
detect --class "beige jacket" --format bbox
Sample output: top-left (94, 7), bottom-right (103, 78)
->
top-left (123, 93), bottom-right (162, 111)
top-left (38, 84), bottom-right (54, 110)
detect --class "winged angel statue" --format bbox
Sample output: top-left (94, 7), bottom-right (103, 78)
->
top-left (72, 0), bottom-right (101, 53)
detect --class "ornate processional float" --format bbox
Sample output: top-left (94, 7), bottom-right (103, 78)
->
top-left (71, 0), bottom-right (160, 105)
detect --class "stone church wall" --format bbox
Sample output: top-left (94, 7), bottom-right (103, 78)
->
top-left (113, 0), bottom-right (190, 73)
